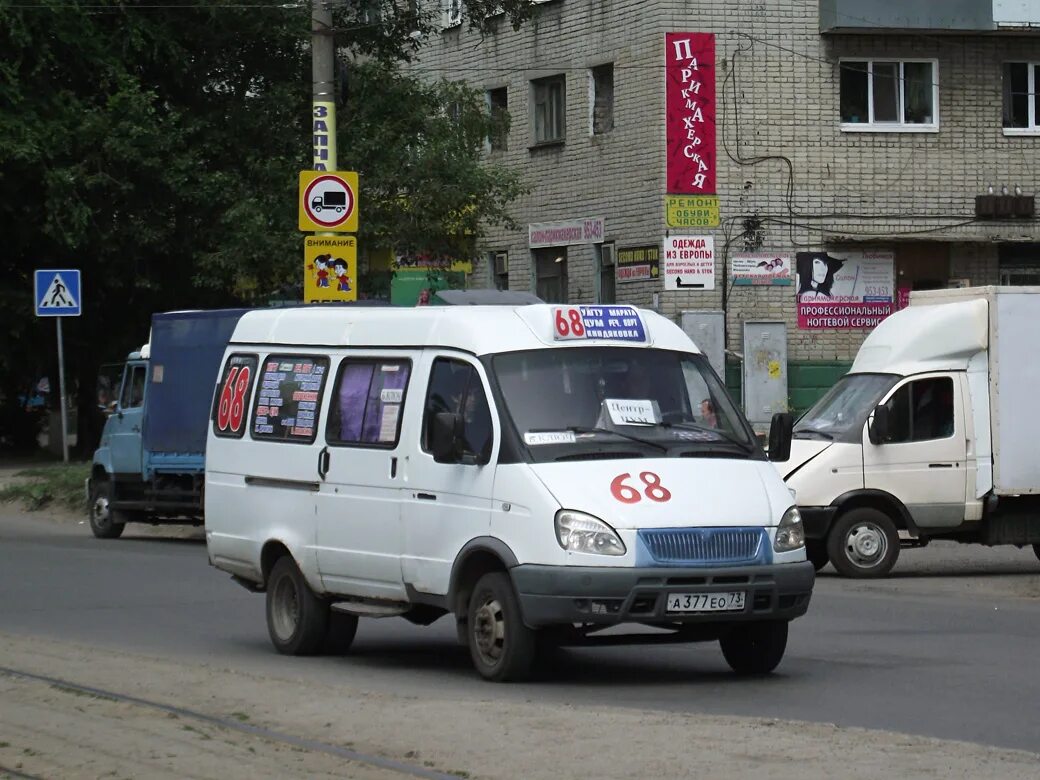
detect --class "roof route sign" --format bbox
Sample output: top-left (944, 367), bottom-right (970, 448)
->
top-left (34, 269), bottom-right (81, 317)
top-left (298, 170), bottom-right (359, 232)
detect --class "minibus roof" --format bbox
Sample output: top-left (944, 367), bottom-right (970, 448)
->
top-left (230, 304), bottom-right (701, 356)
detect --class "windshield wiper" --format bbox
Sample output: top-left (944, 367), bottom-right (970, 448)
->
top-left (528, 426), bottom-right (669, 453)
top-left (658, 421), bottom-right (755, 452)
top-left (794, 428), bottom-right (834, 440)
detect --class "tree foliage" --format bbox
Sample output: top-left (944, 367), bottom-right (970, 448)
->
top-left (0, 0), bottom-right (533, 453)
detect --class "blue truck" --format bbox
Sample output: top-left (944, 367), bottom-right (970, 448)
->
top-left (87, 309), bottom-right (249, 539)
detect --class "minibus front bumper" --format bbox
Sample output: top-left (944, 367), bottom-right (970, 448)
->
top-left (510, 561), bottom-right (815, 628)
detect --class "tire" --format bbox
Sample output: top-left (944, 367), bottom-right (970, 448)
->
top-left (720, 621), bottom-right (789, 675)
top-left (805, 540), bottom-right (829, 572)
top-left (322, 609), bottom-right (359, 655)
top-left (827, 508), bottom-right (900, 578)
top-left (466, 572), bottom-right (537, 682)
top-left (89, 479), bottom-right (126, 539)
top-left (265, 556), bottom-right (330, 656)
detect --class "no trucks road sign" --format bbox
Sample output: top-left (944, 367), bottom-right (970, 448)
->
top-left (299, 170), bottom-right (359, 232)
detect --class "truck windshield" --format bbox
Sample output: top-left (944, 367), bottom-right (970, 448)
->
top-left (795, 373), bottom-right (898, 439)
top-left (491, 347), bottom-right (757, 462)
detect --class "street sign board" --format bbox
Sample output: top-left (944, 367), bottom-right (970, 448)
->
top-left (34, 269), bottom-right (81, 317)
top-left (299, 170), bottom-right (359, 232)
top-left (304, 235), bottom-right (357, 303)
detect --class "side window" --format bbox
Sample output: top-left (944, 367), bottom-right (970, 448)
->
top-left (883, 377), bottom-right (954, 443)
top-left (212, 354), bottom-right (258, 439)
top-left (327, 359), bottom-right (411, 447)
top-left (422, 359), bottom-right (493, 460)
top-left (251, 354), bottom-right (329, 444)
top-left (120, 365), bottom-right (146, 409)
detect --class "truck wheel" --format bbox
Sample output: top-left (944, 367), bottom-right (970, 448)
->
top-left (266, 556), bottom-right (329, 656)
top-left (466, 572), bottom-right (537, 682)
top-left (805, 540), bottom-right (829, 572)
top-left (89, 480), bottom-right (125, 539)
top-left (827, 508), bottom-right (899, 578)
top-left (720, 621), bottom-right (788, 675)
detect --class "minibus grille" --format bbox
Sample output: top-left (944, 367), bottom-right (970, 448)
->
top-left (639, 528), bottom-right (766, 566)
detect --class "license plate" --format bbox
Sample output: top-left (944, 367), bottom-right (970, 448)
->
top-left (666, 591), bottom-right (745, 613)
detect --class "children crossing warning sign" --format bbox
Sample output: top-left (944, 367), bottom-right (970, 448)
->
top-left (34, 269), bottom-right (81, 317)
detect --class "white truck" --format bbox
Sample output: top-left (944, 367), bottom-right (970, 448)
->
top-left (778, 286), bottom-right (1040, 577)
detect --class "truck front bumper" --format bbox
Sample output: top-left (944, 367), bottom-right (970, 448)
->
top-left (510, 561), bottom-right (815, 628)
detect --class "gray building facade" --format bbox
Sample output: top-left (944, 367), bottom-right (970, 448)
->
top-left (414, 0), bottom-right (1040, 411)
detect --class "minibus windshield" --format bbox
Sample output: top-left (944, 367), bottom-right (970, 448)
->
top-left (492, 348), bottom-right (756, 462)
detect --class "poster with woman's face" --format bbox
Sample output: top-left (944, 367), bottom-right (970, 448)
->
top-left (796, 251), bottom-right (894, 329)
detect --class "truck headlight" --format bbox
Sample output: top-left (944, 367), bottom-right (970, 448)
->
top-left (555, 510), bottom-right (626, 556)
top-left (773, 506), bottom-right (805, 553)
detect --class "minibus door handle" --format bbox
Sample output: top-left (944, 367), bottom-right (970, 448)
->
top-left (390, 457), bottom-right (398, 479)
top-left (318, 446), bottom-right (330, 481)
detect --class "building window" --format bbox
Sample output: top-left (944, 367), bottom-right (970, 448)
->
top-left (590, 64), bottom-right (614, 135)
top-left (598, 243), bottom-right (616, 303)
top-left (487, 87), bottom-right (508, 151)
top-left (491, 251), bottom-right (509, 290)
top-left (534, 247), bottom-right (567, 302)
top-left (839, 59), bottom-right (938, 132)
top-left (999, 244), bottom-right (1040, 285)
top-left (531, 75), bottom-right (566, 144)
top-left (441, 0), bottom-right (461, 29)
top-left (1003, 62), bottom-right (1040, 134)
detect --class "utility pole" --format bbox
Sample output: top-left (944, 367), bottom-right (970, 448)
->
top-left (312, 0), bottom-right (337, 172)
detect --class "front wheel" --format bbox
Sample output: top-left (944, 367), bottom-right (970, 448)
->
top-left (266, 556), bottom-right (329, 656)
top-left (720, 621), bottom-right (789, 675)
top-left (827, 508), bottom-right (899, 578)
top-left (466, 572), bottom-right (537, 682)
top-left (89, 480), bottom-right (125, 539)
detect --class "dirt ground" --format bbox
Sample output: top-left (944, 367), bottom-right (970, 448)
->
top-left (2, 630), bottom-right (1039, 780)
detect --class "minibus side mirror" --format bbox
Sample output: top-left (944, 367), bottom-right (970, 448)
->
top-left (767, 412), bottom-right (793, 462)
top-left (431, 412), bottom-right (461, 463)
top-left (868, 405), bottom-right (890, 445)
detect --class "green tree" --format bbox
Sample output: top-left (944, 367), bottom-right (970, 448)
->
top-left (0, 0), bottom-right (532, 454)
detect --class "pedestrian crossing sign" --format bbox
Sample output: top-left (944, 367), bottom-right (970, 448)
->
top-left (35, 269), bottom-right (81, 317)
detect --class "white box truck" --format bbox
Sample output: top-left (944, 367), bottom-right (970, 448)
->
top-left (777, 286), bottom-right (1040, 577)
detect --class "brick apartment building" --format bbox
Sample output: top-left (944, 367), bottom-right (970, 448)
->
top-left (413, 0), bottom-right (1040, 414)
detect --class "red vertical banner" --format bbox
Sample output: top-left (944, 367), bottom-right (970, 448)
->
top-left (665, 33), bottom-right (717, 195)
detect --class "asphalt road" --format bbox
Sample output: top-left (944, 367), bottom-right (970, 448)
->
top-left (2, 510), bottom-right (1040, 753)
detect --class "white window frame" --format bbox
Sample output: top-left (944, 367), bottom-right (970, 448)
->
top-left (839, 58), bottom-right (940, 134)
top-left (1003, 61), bottom-right (1040, 136)
top-left (441, 0), bottom-right (462, 29)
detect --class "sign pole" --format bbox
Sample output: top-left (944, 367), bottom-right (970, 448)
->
top-left (55, 317), bottom-right (69, 463)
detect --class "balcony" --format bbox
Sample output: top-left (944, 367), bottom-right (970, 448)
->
top-left (820, 0), bottom-right (1040, 34)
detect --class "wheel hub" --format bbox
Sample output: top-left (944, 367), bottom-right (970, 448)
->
top-left (473, 597), bottom-right (505, 664)
top-left (846, 523), bottom-right (886, 566)
top-left (271, 577), bottom-right (299, 641)
top-left (92, 496), bottom-right (110, 525)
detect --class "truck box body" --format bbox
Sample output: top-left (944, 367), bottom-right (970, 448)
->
top-left (908, 286), bottom-right (1040, 496)
top-left (142, 309), bottom-right (250, 475)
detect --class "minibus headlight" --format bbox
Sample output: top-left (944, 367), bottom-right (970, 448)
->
top-left (773, 506), bottom-right (805, 553)
top-left (555, 510), bottom-right (626, 556)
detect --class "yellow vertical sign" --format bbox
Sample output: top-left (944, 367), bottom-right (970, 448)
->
top-left (313, 101), bottom-right (337, 171)
top-left (304, 236), bottom-right (357, 303)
